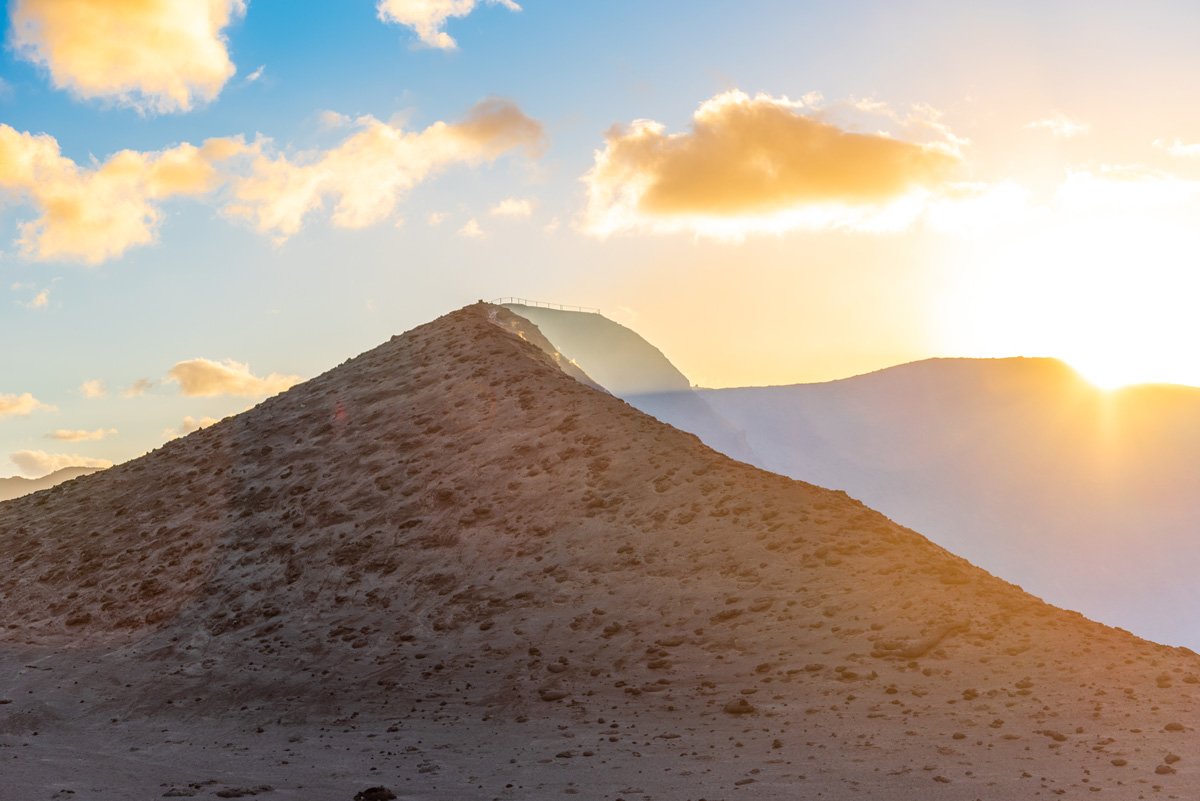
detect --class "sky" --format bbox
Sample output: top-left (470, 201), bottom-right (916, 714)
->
top-left (3, 0), bottom-right (1200, 477)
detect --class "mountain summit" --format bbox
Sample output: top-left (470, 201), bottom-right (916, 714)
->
top-left (2, 303), bottom-right (1197, 798)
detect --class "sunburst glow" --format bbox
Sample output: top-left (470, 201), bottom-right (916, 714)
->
top-left (937, 172), bottom-right (1200, 390)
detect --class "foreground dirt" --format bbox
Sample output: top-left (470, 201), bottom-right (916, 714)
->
top-left (1, 303), bottom-right (1197, 799)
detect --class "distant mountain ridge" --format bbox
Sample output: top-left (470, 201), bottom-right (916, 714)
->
top-left (694, 356), bottom-right (1200, 645)
top-left (521, 310), bottom-right (1200, 649)
top-left (0, 466), bottom-right (105, 502)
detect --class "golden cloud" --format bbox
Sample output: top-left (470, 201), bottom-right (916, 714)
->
top-left (121, 378), bottom-right (155, 398)
top-left (0, 125), bottom-right (246, 263)
top-left (10, 449), bottom-right (113, 477)
top-left (1, 101), bottom-right (539, 261)
top-left (47, 428), bottom-right (117, 442)
top-left (224, 99), bottom-right (542, 242)
top-left (582, 90), bottom-right (962, 237)
top-left (168, 358), bottom-right (301, 398)
top-left (377, 0), bottom-right (520, 50)
top-left (10, 0), bottom-right (245, 113)
top-left (0, 392), bottom-right (52, 418)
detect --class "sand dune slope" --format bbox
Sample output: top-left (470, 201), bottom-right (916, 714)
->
top-left (1, 303), bottom-right (1197, 799)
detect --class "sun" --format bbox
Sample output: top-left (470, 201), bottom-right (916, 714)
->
top-left (936, 193), bottom-right (1200, 391)
top-left (1068, 354), bottom-right (1177, 392)
top-left (1067, 344), bottom-right (1200, 391)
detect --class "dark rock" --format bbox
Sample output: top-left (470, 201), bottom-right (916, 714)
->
top-left (354, 789), bottom-right (397, 801)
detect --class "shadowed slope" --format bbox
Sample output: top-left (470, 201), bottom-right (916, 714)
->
top-left (0, 305), bottom-right (1198, 799)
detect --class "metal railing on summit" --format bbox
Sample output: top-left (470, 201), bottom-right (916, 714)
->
top-left (491, 297), bottom-right (601, 314)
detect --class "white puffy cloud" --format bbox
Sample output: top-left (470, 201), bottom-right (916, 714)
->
top-left (47, 427), bottom-right (116, 441)
top-left (1025, 113), bottom-right (1090, 139)
top-left (377, 0), bottom-right (520, 50)
top-left (9, 0), bottom-right (245, 113)
top-left (582, 90), bottom-right (962, 238)
top-left (0, 392), bottom-right (52, 418)
top-left (1154, 138), bottom-right (1200, 159)
top-left (318, 110), bottom-right (353, 130)
top-left (489, 196), bottom-right (533, 218)
top-left (121, 378), bottom-right (155, 397)
top-left (458, 218), bottom-right (484, 238)
top-left (1055, 165), bottom-right (1200, 211)
top-left (168, 358), bottom-right (301, 398)
top-left (10, 449), bottom-right (112, 477)
top-left (0, 124), bottom-right (246, 263)
top-left (223, 98), bottom-right (542, 242)
top-left (79, 379), bottom-right (106, 399)
top-left (26, 287), bottom-right (49, 309)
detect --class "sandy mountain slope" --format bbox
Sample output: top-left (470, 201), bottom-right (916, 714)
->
top-left (0, 466), bottom-right (104, 502)
top-left (1, 304), bottom-right (1198, 800)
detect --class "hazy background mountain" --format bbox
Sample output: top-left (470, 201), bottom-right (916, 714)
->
top-left (0, 466), bottom-right (105, 502)
top-left (501, 303), bottom-right (690, 396)
top-left (503, 303), bottom-right (759, 464)
top-left (515, 308), bottom-right (1200, 648)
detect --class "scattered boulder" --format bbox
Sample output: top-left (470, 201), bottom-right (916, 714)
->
top-left (353, 789), bottom-right (397, 801)
top-left (723, 697), bottom-right (755, 715)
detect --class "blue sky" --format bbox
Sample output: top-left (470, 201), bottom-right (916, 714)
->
top-left (4, 0), bottom-right (1200, 476)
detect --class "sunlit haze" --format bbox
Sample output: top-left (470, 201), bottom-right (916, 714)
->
top-left (3, 0), bottom-right (1200, 476)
